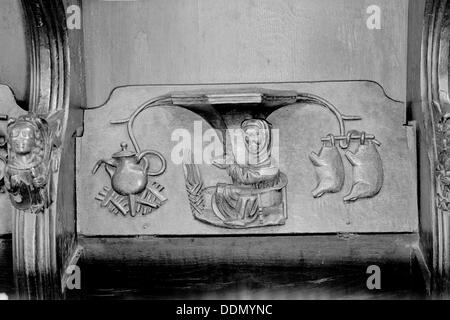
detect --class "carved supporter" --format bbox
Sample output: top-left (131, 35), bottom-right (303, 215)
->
top-left (0, 115), bottom-right (51, 213)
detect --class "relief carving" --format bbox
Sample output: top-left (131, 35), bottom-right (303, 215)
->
top-left (343, 131), bottom-right (384, 202)
top-left (0, 114), bottom-right (60, 213)
top-left (309, 134), bottom-right (345, 198)
top-left (186, 118), bottom-right (288, 229)
top-left (93, 142), bottom-right (167, 217)
top-left (312, 130), bottom-right (384, 202)
top-left (92, 88), bottom-right (385, 229)
top-left (437, 114), bottom-right (450, 211)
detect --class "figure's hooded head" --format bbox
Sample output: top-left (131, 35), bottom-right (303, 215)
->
top-left (241, 118), bottom-right (272, 167)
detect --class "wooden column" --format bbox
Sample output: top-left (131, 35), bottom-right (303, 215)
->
top-left (9, 0), bottom-right (76, 300)
top-left (409, 0), bottom-right (450, 296)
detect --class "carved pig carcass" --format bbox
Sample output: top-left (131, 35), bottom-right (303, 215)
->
top-left (344, 141), bottom-right (383, 202)
top-left (309, 142), bottom-right (345, 198)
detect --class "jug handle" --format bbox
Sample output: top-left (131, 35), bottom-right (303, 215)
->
top-left (137, 150), bottom-right (167, 177)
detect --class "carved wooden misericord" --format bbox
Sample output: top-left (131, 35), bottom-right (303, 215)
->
top-left (90, 88), bottom-right (384, 229)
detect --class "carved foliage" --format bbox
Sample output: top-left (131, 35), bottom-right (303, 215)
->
top-left (436, 116), bottom-right (450, 210)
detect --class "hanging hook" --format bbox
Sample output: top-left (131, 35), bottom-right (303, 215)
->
top-left (320, 131), bottom-right (381, 148)
top-left (360, 131), bottom-right (366, 145)
top-left (341, 130), bottom-right (360, 149)
top-left (328, 134), bottom-right (335, 147)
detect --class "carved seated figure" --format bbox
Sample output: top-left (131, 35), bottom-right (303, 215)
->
top-left (3, 115), bottom-right (49, 212)
top-left (210, 119), bottom-right (287, 228)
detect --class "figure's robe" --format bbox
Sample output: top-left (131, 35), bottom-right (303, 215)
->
top-left (5, 158), bottom-right (49, 212)
top-left (213, 164), bottom-right (280, 224)
top-left (204, 118), bottom-right (286, 228)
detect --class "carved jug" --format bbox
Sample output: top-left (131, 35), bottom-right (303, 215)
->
top-left (93, 142), bottom-right (166, 196)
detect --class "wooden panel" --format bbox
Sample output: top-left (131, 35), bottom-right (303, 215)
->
top-left (1, 234), bottom-right (429, 299)
top-left (78, 81), bottom-right (417, 235)
top-left (81, 234), bottom-right (418, 265)
top-left (0, 0), bottom-right (27, 104)
top-left (82, 0), bottom-right (408, 107)
top-left (73, 234), bottom-right (426, 299)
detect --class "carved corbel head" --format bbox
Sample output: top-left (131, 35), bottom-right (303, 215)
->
top-left (6, 115), bottom-right (49, 165)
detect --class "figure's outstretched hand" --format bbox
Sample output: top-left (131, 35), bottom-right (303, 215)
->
top-left (212, 154), bottom-right (234, 169)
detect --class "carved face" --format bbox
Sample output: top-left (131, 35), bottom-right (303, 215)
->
top-left (10, 124), bottom-right (36, 155)
top-left (241, 119), bottom-right (272, 167)
top-left (244, 127), bottom-right (261, 154)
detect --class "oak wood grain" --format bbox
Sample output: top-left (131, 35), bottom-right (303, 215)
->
top-left (82, 0), bottom-right (408, 107)
top-left (71, 233), bottom-right (426, 299)
top-left (0, 0), bottom-right (28, 104)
